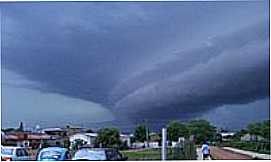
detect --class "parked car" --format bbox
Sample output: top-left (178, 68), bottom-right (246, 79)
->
top-left (37, 147), bottom-right (71, 161)
top-left (1, 146), bottom-right (31, 161)
top-left (72, 148), bottom-right (128, 161)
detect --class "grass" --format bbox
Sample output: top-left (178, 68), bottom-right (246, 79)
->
top-left (220, 141), bottom-right (271, 155)
top-left (121, 146), bottom-right (196, 160)
top-left (121, 149), bottom-right (161, 160)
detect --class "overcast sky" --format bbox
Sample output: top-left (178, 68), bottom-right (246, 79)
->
top-left (1, 1), bottom-right (269, 131)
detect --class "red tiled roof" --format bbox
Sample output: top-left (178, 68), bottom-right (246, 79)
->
top-left (5, 133), bottom-right (54, 140)
top-left (27, 134), bottom-right (53, 140)
top-left (5, 134), bottom-right (19, 140)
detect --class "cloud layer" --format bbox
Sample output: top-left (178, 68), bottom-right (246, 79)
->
top-left (1, 1), bottom-right (269, 128)
top-left (113, 22), bottom-right (269, 121)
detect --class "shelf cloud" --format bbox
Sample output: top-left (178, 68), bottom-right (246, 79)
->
top-left (113, 21), bottom-right (269, 120)
top-left (1, 1), bottom-right (269, 129)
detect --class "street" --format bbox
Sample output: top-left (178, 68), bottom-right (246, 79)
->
top-left (209, 146), bottom-right (252, 160)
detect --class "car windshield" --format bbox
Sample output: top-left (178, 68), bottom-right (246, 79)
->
top-left (40, 150), bottom-right (62, 160)
top-left (1, 148), bottom-right (14, 155)
top-left (74, 149), bottom-right (106, 160)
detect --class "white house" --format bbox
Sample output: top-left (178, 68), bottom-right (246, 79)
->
top-left (149, 141), bottom-right (159, 148)
top-left (1, 131), bottom-right (6, 141)
top-left (70, 133), bottom-right (133, 148)
top-left (120, 134), bottom-right (132, 148)
top-left (69, 133), bottom-right (98, 147)
top-left (131, 142), bottom-right (145, 148)
top-left (241, 133), bottom-right (264, 142)
top-left (221, 132), bottom-right (235, 141)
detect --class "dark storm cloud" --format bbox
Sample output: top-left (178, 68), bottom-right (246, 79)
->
top-left (113, 21), bottom-right (269, 120)
top-left (3, 2), bottom-right (193, 104)
top-left (1, 1), bottom-right (269, 124)
top-left (110, 21), bottom-right (268, 103)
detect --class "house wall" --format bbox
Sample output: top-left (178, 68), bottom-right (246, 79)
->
top-left (69, 134), bottom-right (96, 146)
top-left (120, 136), bottom-right (131, 147)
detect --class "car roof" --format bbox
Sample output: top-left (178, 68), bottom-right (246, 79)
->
top-left (2, 146), bottom-right (26, 149)
top-left (79, 147), bottom-right (115, 151)
top-left (40, 147), bottom-right (68, 152)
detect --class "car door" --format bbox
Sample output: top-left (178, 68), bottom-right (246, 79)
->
top-left (15, 148), bottom-right (23, 161)
top-left (64, 151), bottom-right (71, 160)
top-left (22, 148), bottom-right (31, 160)
top-left (105, 150), bottom-right (114, 160)
top-left (106, 149), bottom-right (119, 161)
top-left (16, 148), bottom-right (30, 161)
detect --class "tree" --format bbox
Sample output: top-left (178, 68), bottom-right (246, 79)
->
top-left (119, 141), bottom-right (129, 150)
top-left (150, 133), bottom-right (161, 142)
top-left (167, 121), bottom-right (189, 142)
top-left (86, 129), bottom-right (94, 133)
top-left (261, 120), bottom-right (270, 141)
top-left (2, 128), bottom-right (16, 133)
top-left (234, 129), bottom-right (248, 140)
top-left (187, 120), bottom-right (216, 144)
top-left (134, 125), bottom-right (149, 142)
top-left (18, 122), bottom-right (24, 131)
top-left (95, 128), bottom-right (121, 148)
top-left (247, 120), bottom-right (270, 141)
top-left (71, 139), bottom-right (85, 151)
top-left (63, 136), bottom-right (71, 148)
top-left (247, 123), bottom-right (261, 137)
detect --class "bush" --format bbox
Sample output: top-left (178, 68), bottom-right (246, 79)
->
top-left (95, 128), bottom-right (121, 148)
top-left (222, 141), bottom-right (270, 154)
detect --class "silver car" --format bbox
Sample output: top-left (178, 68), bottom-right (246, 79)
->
top-left (1, 146), bottom-right (31, 161)
top-left (72, 148), bottom-right (127, 161)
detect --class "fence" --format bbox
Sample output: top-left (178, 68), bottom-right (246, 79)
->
top-left (168, 140), bottom-right (197, 160)
top-left (220, 140), bottom-right (270, 155)
top-left (121, 140), bottom-right (197, 160)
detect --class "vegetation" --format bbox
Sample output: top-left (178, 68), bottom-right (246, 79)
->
top-left (134, 125), bottom-right (149, 142)
top-left (221, 120), bottom-right (270, 154)
top-left (95, 128), bottom-right (121, 148)
top-left (187, 120), bottom-right (216, 144)
top-left (121, 148), bottom-right (161, 160)
top-left (122, 148), bottom-right (189, 160)
top-left (63, 136), bottom-right (71, 148)
top-left (221, 140), bottom-right (270, 155)
top-left (150, 133), bottom-right (161, 143)
top-left (121, 140), bottom-right (197, 160)
top-left (85, 129), bottom-right (94, 133)
top-left (2, 122), bottom-right (25, 133)
top-left (182, 140), bottom-right (197, 160)
top-left (71, 139), bottom-right (85, 151)
top-left (167, 121), bottom-right (189, 141)
top-left (1, 128), bottom-right (16, 133)
top-left (18, 122), bottom-right (24, 131)
top-left (247, 120), bottom-right (270, 141)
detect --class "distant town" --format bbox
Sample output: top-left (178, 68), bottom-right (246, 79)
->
top-left (1, 119), bottom-right (270, 160)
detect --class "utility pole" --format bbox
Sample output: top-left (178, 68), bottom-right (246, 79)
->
top-left (144, 119), bottom-right (149, 148)
top-left (162, 128), bottom-right (167, 161)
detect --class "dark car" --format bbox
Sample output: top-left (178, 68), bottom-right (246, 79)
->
top-left (72, 148), bottom-right (127, 161)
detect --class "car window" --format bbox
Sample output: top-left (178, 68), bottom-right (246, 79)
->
top-left (106, 150), bottom-right (113, 160)
top-left (16, 149), bottom-right (23, 157)
top-left (22, 149), bottom-right (29, 156)
top-left (74, 149), bottom-right (106, 160)
top-left (1, 148), bottom-right (14, 155)
top-left (40, 150), bottom-right (62, 160)
top-left (106, 150), bottom-right (118, 160)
